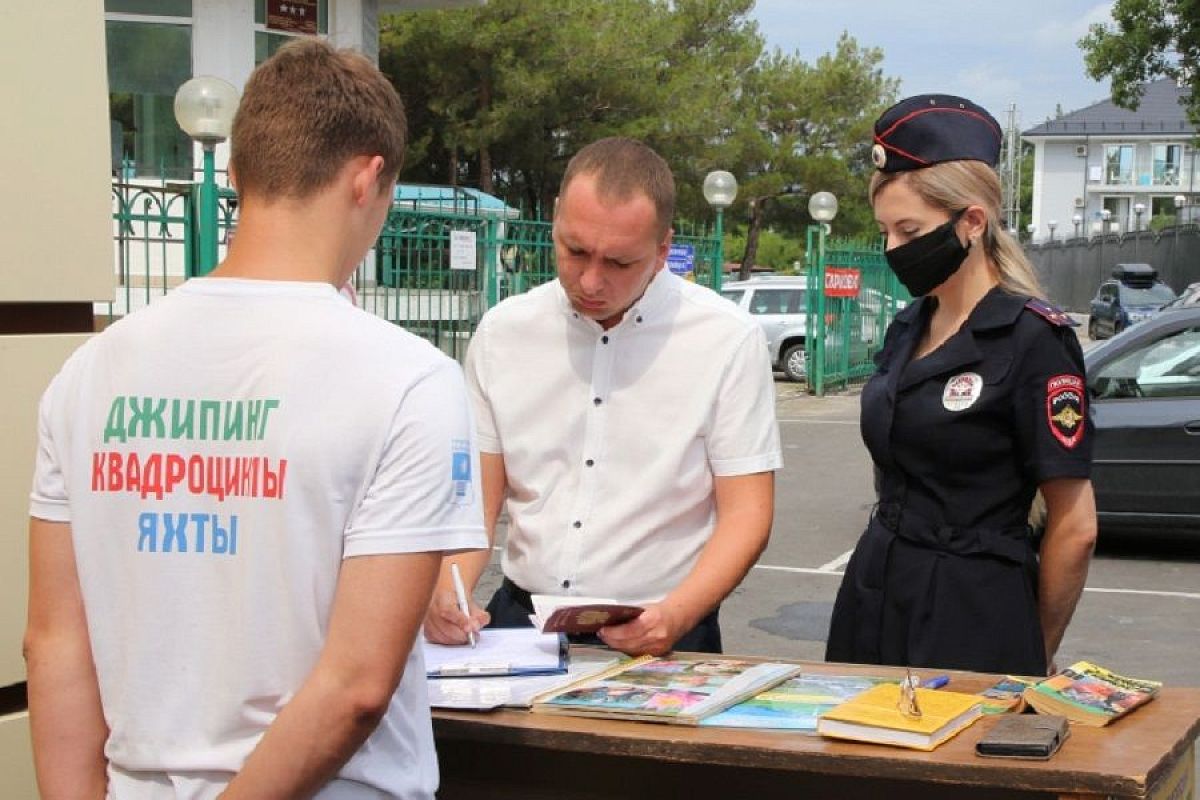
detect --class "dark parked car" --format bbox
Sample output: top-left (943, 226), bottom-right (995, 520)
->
top-left (1085, 306), bottom-right (1200, 533)
top-left (1087, 264), bottom-right (1177, 340)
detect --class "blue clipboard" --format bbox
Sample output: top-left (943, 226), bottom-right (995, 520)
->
top-left (423, 628), bottom-right (568, 678)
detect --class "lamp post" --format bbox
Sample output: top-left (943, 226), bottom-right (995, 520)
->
top-left (1047, 220), bottom-right (1058, 242)
top-left (807, 191), bottom-right (839, 277)
top-left (1072, 213), bottom-right (1083, 239)
top-left (174, 76), bottom-right (239, 276)
top-left (1133, 202), bottom-right (1146, 232)
top-left (1101, 208), bottom-right (1112, 235)
top-left (1026, 223), bottom-right (1037, 242)
top-left (806, 191), bottom-right (838, 397)
top-left (1175, 194), bottom-right (1187, 252)
top-left (703, 170), bottom-right (738, 292)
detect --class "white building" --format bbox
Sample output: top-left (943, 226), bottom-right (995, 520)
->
top-left (107, 0), bottom-right (483, 180)
top-left (1023, 78), bottom-right (1199, 242)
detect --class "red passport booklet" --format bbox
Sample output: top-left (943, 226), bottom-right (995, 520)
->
top-left (531, 594), bottom-right (645, 634)
top-left (541, 604), bottom-right (645, 634)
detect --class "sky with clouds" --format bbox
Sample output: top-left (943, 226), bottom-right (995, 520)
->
top-left (749, 0), bottom-right (1116, 133)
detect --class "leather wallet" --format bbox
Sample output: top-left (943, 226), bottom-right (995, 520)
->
top-left (976, 714), bottom-right (1070, 760)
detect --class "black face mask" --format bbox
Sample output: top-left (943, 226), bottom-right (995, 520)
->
top-left (885, 212), bottom-right (970, 296)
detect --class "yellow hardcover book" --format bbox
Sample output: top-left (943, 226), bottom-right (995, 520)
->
top-left (817, 682), bottom-right (983, 751)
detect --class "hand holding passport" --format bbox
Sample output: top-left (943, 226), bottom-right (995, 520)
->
top-left (531, 594), bottom-right (645, 634)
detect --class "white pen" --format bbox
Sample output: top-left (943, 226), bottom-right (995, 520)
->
top-left (449, 563), bottom-right (477, 648)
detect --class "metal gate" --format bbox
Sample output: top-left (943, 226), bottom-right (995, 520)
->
top-left (805, 231), bottom-right (909, 396)
top-left (108, 184), bottom-right (720, 360)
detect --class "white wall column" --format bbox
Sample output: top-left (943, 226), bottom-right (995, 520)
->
top-left (191, 0), bottom-right (255, 172)
top-left (330, 0), bottom-right (379, 62)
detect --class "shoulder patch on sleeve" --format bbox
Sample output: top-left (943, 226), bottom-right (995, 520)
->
top-left (1024, 298), bottom-right (1078, 327)
top-left (1046, 374), bottom-right (1086, 448)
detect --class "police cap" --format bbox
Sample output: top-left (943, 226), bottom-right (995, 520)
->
top-left (871, 94), bottom-right (1003, 173)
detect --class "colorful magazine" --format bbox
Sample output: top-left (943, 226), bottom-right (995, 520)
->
top-left (701, 674), bottom-right (892, 730)
top-left (1023, 661), bottom-right (1161, 727)
top-left (532, 656), bottom-right (802, 725)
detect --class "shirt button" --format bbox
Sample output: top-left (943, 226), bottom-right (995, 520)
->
top-left (573, 520), bottom-right (582, 528)
top-left (562, 579), bottom-right (571, 589)
top-left (636, 315), bottom-right (643, 323)
top-left (601, 335), bottom-right (609, 344)
top-left (593, 397), bottom-right (602, 406)
top-left (585, 459), bottom-right (594, 467)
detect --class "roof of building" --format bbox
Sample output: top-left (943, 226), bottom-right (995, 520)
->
top-left (393, 184), bottom-right (520, 218)
top-left (1022, 78), bottom-right (1195, 138)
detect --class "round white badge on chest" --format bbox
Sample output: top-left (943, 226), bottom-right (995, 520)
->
top-left (942, 372), bottom-right (983, 411)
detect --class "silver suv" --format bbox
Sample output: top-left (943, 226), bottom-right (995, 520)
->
top-left (721, 276), bottom-right (809, 381)
top-left (721, 276), bottom-right (907, 382)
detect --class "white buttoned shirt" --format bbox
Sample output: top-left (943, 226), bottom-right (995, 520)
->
top-left (465, 268), bottom-right (782, 605)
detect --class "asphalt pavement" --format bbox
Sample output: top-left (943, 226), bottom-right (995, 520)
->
top-left (476, 371), bottom-right (1200, 685)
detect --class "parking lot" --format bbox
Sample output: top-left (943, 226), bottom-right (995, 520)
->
top-left (479, 373), bottom-right (1200, 686)
top-left (727, 379), bottom-right (1200, 689)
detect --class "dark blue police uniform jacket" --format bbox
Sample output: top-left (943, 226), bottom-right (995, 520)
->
top-left (826, 286), bottom-right (1093, 675)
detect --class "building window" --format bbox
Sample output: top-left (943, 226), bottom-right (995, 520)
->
top-left (1103, 196), bottom-right (1130, 231)
top-left (107, 0), bottom-right (192, 14)
top-left (254, 0), bottom-right (328, 65)
top-left (1105, 144), bottom-right (1135, 185)
top-left (105, 3), bottom-right (194, 180)
top-left (1153, 144), bottom-right (1183, 186)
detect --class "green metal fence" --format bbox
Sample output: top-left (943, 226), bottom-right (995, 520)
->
top-left (107, 185), bottom-right (721, 360)
top-left (805, 230), bottom-right (909, 396)
top-left (108, 178), bottom-right (238, 322)
top-left (362, 209), bottom-right (493, 361)
top-left (356, 209), bottom-right (722, 359)
top-left (110, 182), bottom-right (192, 319)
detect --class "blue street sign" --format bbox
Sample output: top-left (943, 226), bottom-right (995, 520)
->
top-left (667, 243), bottom-right (695, 275)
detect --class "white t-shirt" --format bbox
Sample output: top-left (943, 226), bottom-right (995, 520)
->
top-left (466, 269), bottom-right (782, 605)
top-left (30, 278), bottom-right (487, 800)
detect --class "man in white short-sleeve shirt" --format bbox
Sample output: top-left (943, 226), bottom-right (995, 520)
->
top-left (423, 137), bottom-right (781, 656)
top-left (24, 40), bottom-right (486, 799)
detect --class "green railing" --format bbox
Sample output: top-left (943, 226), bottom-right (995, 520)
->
top-left (107, 182), bottom-right (721, 361)
top-left (805, 231), bottom-right (909, 396)
top-left (108, 178), bottom-right (239, 320)
top-left (363, 209), bottom-right (493, 361)
top-left (110, 182), bottom-right (192, 319)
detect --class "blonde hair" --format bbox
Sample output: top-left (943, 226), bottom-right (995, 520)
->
top-left (869, 161), bottom-right (1044, 300)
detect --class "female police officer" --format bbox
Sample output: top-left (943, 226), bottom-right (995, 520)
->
top-left (825, 95), bottom-right (1098, 676)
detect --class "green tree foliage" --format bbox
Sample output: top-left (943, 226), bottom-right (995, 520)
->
top-left (721, 34), bottom-right (898, 277)
top-left (1078, 0), bottom-right (1200, 121)
top-left (381, 0), bottom-right (762, 216)
top-left (722, 228), bottom-right (804, 272)
top-left (380, 3), bottom-right (897, 263)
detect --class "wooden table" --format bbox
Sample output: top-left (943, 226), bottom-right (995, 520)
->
top-left (432, 658), bottom-right (1199, 800)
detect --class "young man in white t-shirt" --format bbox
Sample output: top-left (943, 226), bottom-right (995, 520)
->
top-left (25, 40), bottom-right (486, 799)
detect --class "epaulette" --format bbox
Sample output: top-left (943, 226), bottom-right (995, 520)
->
top-left (1024, 298), bottom-right (1078, 327)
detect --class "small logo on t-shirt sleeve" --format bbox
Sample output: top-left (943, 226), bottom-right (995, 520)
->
top-left (451, 439), bottom-right (472, 504)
